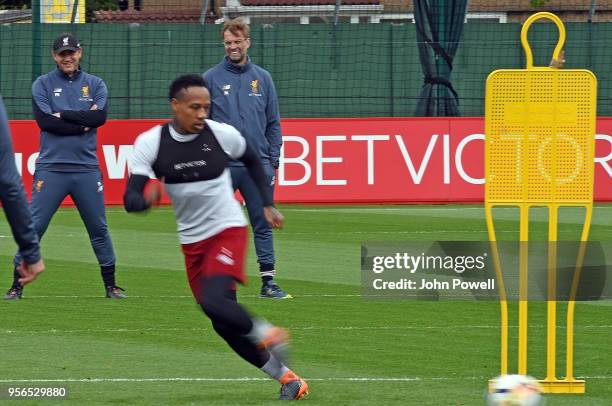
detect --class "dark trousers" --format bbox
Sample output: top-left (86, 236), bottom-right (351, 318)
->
top-left (13, 170), bottom-right (115, 273)
top-left (230, 164), bottom-right (276, 270)
top-left (200, 276), bottom-right (268, 368)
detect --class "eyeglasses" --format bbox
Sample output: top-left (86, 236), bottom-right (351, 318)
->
top-left (223, 39), bottom-right (247, 47)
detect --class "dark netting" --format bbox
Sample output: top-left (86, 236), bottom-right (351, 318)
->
top-left (0, 1), bottom-right (609, 118)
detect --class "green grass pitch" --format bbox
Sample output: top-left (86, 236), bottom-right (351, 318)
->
top-left (1, 204), bottom-right (610, 405)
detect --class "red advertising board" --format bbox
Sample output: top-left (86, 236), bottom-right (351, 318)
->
top-left (9, 118), bottom-right (612, 205)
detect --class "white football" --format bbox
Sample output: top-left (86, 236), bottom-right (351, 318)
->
top-left (487, 374), bottom-right (544, 406)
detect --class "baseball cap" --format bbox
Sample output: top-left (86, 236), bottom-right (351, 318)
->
top-left (53, 34), bottom-right (81, 53)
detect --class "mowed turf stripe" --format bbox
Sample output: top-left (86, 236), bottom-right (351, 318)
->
top-left (1, 205), bottom-right (610, 405)
top-left (3, 324), bottom-right (611, 335)
top-left (2, 376), bottom-right (611, 384)
top-left (0, 377), bottom-right (437, 383)
top-left (6, 294), bottom-right (363, 298)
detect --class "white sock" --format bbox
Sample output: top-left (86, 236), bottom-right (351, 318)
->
top-left (246, 318), bottom-right (272, 345)
top-left (260, 354), bottom-right (289, 381)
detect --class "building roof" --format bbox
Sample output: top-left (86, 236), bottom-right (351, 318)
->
top-left (94, 9), bottom-right (204, 24)
top-left (467, 0), bottom-right (612, 12)
top-left (93, 1), bottom-right (612, 23)
top-left (0, 9), bottom-right (32, 24)
top-left (225, 0), bottom-right (612, 13)
top-left (240, 0), bottom-right (379, 5)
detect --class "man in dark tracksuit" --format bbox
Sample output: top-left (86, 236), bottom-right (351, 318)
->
top-left (4, 33), bottom-right (124, 300)
top-left (0, 96), bottom-right (45, 285)
top-left (203, 18), bottom-right (290, 299)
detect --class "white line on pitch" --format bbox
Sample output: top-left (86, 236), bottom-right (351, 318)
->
top-left (31, 205), bottom-right (612, 216)
top-left (0, 377), bottom-right (446, 383)
top-left (1, 376), bottom-right (609, 384)
top-left (281, 207), bottom-right (612, 213)
top-left (0, 377), bottom-right (484, 383)
top-left (1, 326), bottom-right (495, 334)
top-left (0, 326), bottom-right (495, 334)
top-left (3, 325), bottom-right (611, 335)
top-left (286, 230), bottom-right (516, 234)
top-left (18, 294), bottom-right (612, 303)
top-left (283, 208), bottom-right (484, 213)
top-left (21, 294), bottom-right (365, 298)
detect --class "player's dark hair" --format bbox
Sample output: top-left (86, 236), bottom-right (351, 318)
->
top-left (169, 74), bottom-right (207, 101)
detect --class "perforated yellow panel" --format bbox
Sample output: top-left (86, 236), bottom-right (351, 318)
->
top-left (485, 69), bottom-right (596, 203)
top-left (485, 13), bottom-right (595, 394)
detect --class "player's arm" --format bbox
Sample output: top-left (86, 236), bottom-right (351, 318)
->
top-left (33, 101), bottom-right (88, 134)
top-left (238, 142), bottom-right (284, 228)
top-left (59, 107), bottom-right (107, 128)
top-left (264, 74), bottom-right (282, 169)
top-left (549, 49), bottom-right (565, 68)
top-left (17, 258), bottom-right (45, 286)
top-left (124, 174), bottom-right (160, 212)
top-left (59, 80), bottom-right (108, 128)
top-left (217, 122), bottom-right (283, 227)
top-left (124, 129), bottom-right (161, 212)
top-left (32, 80), bottom-right (87, 134)
top-left (0, 97), bottom-right (42, 267)
top-left (202, 71), bottom-right (217, 119)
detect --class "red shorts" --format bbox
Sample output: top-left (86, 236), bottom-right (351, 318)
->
top-left (181, 227), bottom-right (247, 303)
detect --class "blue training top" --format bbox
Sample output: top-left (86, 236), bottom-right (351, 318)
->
top-left (32, 68), bottom-right (108, 171)
top-left (203, 57), bottom-right (282, 168)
